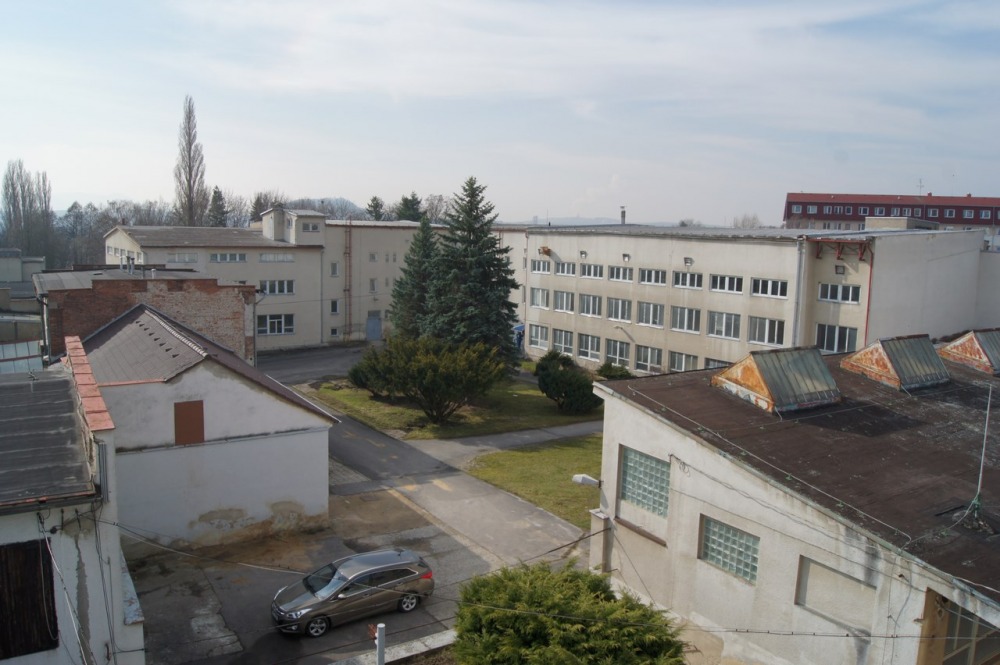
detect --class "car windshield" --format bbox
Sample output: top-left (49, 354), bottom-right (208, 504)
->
top-left (303, 564), bottom-right (349, 600)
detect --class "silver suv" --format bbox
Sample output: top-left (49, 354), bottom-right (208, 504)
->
top-left (271, 548), bottom-right (434, 637)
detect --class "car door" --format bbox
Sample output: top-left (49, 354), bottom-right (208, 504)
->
top-left (325, 573), bottom-right (377, 626)
top-left (367, 568), bottom-right (415, 613)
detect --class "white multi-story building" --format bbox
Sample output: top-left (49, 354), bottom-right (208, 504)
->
top-left (514, 224), bottom-right (1000, 372)
top-left (104, 207), bottom-right (423, 352)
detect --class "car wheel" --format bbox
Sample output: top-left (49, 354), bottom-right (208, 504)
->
top-left (305, 617), bottom-right (329, 638)
top-left (398, 594), bottom-right (419, 613)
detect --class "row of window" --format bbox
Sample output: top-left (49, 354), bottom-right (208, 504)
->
top-left (791, 203), bottom-right (994, 220)
top-left (621, 447), bottom-right (760, 581)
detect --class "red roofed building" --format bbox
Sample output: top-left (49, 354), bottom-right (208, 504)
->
top-left (784, 192), bottom-right (1000, 231)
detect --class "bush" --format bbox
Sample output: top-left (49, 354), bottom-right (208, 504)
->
top-left (536, 352), bottom-right (603, 415)
top-left (454, 562), bottom-right (686, 665)
top-left (597, 361), bottom-right (633, 380)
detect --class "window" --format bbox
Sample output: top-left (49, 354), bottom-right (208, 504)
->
top-left (845, 206), bottom-right (852, 214)
top-left (553, 290), bottom-right (574, 312)
top-left (859, 206), bottom-right (869, 216)
top-left (393, 253), bottom-right (397, 262)
top-left (174, 400), bottom-right (205, 445)
top-left (210, 252), bottom-right (246, 263)
top-left (807, 205), bottom-right (818, 214)
top-left (606, 339), bottom-right (630, 367)
top-left (530, 287), bottom-right (549, 308)
top-left (635, 345), bottom-right (662, 373)
top-left (620, 447), bottom-right (670, 516)
top-left (579, 294), bottom-right (601, 317)
top-left (0, 540), bottom-right (58, 658)
top-left (608, 265), bottom-right (633, 282)
top-left (369, 252), bottom-right (378, 262)
top-left (874, 207), bottom-right (885, 216)
top-left (528, 324), bottom-right (549, 349)
top-left (816, 324), bottom-right (858, 353)
top-left (936, 592), bottom-right (1000, 665)
top-left (834, 265), bottom-right (845, 275)
top-left (302, 222), bottom-right (320, 232)
top-left (385, 252), bottom-right (390, 263)
top-left (107, 245), bottom-right (114, 255)
top-left (982, 210), bottom-right (992, 220)
top-left (637, 301), bottom-right (664, 327)
top-left (578, 333), bottom-right (600, 360)
top-left (531, 259), bottom-right (551, 273)
top-left (707, 311), bottom-right (741, 339)
top-left (553, 329), bottom-right (573, 355)
top-left (639, 268), bottom-right (667, 285)
top-left (669, 351), bottom-right (698, 372)
top-left (168, 252), bottom-right (198, 263)
top-left (791, 204), bottom-right (802, 213)
top-left (330, 261), bottom-right (340, 277)
top-left (891, 207), bottom-right (900, 216)
top-left (963, 210), bottom-right (975, 219)
top-left (673, 271), bottom-right (703, 289)
top-left (710, 274), bottom-right (743, 293)
top-left (369, 278), bottom-right (377, 293)
top-left (748, 316), bottom-right (784, 345)
top-left (260, 252), bottom-right (294, 262)
top-left (823, 205), bottom-right (832, 214)
top-left (580, 263), bottom-right (603, 279)
top-left (330, 300), bottom-right (340, 315)
top-left (945, 209), bottom-right (956, 218)
top-left (700, 517), bottom-right (760, 583)
top-left (818, 283), bottom-right (860, 303)
top-left (913, 208), bottom-right (920, 217)
top-left (260, 279), bottom-right (294, 295)
top-left (257, 313), bottom-right (295, 335)
top-left (704, 358), bottom-right (730, 369)
top-left (670, 306), bottom-right (701, 332)
top-left (751, 277), bottom-right (788, 298)
top-left (607, 297), bottom-right (632, 322)
top-left (555, 262), bottom-right (576, 276)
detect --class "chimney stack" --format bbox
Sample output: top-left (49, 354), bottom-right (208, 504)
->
top-left (620, 206), bottom-right (626, 225)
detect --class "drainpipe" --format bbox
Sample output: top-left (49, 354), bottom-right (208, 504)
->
top-left (791, 237), bottom-right (806, 346)
top-left (863, 239), bottom-right (875, 345)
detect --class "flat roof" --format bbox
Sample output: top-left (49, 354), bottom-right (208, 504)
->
top-left (598, 355), bottom-right (1000, 604)
top-left (106, 225), bottom-right (316, 249)
top-left (786, 192), bottom-right (1000, 207)
top-left (0, 365), bottom-right (94, 513)
top-left (519, 224), bottom-right (969, 241)
top-left (33, 267), bottom-right (233, 293)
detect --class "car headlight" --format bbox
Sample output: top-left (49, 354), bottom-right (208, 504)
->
top-left (286, 609), bottom-right (309, 620)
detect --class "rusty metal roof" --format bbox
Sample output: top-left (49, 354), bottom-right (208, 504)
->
top-left (940, 330), bottom-right (1000, 376)
top-left (841, 335), bottom-right (950, 390)
top-left (0, 365), bottom-right (95, 514)
top-left (600, 356), bottom-right (1000, 604)
top-left (712, 347), bottom-right (840, 413)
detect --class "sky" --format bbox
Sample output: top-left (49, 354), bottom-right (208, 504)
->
top-left (2, 1), bottom-right (998, 225)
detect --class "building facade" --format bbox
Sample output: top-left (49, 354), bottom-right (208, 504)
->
top-left (104, 208), bottom-right (423, 352)
top-left (518, 225), bottom-right (998, 373)
top-left (590, 339), bottom-right (1000, 665)
top-left (784, 192), bottom-right (1000, 232)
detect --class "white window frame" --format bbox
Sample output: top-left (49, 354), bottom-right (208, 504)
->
top-left (553, 290), bottom-right (574, 313)
top-left (555, 262), bottom-right (576, 276)
top-left (330, 299), bottom-right (340, 315)
top-left (605, 339), bottom-right (630, 367)
top-left (859, 206), bottom-right (869, 216)
top-left (668, 351), bottom-right (698, 372)
top-left (579, 294), bottom-right (602, 317)
top-left (530, 287), bottom-right (549, 309)
top-left (874, 207), bottom-right (885, 216)
top-left (637, 301), bottom-right (664, 327)
top-left (210, 252), bottom-right (247, 263)
top-left (639, 268), bottom-right (667, 285)
top-left (981, 210), bottom-right (992, 220)
top-left (791, 205), bottom-right (802, 214)
top-left (260, 252), bottom-right (294, 262)
top-left (578, 333), bottom-right (600, 360)
top-left (748, 316), bottom-right (785, 346)
top-left (608, 265), bottom-right (633, 282)
top-left (816, 323), bottom-right (858, 353)
top-left (670, 306), bottom-right (701, 333)
top-left (553, 329), bottom-right (573, 355)
top-left (751, 277), bottom-right (788, 298)
top-left (710, 274), bottom-right (743, 293)
top-left (963, 210), bottom-right (975, 219)
top-left (260, 279), bottom-right (294, 295)
top-left (635, 345), bottom-right (663, 373)
top-left (673, 271), bottom-right (703, 289)
top-left (257, 313), bottom-right (294, 335)
top-left (807, 205), bottom-right (818, 214)
top-left (945, 209), bottom-right (956, 218)
top-left (580, 263), bottom-right (603, 279)
top-left (528, 324), bottom-right (549, 349)
top-left (168, 252), bottom-right (198, 263)
top-left (707, 311), bottom-right (740, 340)
top-left (330, 262), bottom-right (340, 277)
top-left (818, 283), bottom-right (860, 303)
top-left (531, 259), bottom-right (552, 273)
top-left (928, 208), bottom-right (939, 218)
top-left (607, 297), bottom-right (632, 322)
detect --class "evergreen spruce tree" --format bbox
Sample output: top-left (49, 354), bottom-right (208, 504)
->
top-left (206, 187), bottom-right (228, 227)
top-left (390, 217), bottom-right (437, 339)
top-left (424, 177), bottom-right (519, 364)
top-left (394, 191), bottom-right (423, 221)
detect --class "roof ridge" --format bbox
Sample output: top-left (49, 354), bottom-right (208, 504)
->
top-left (143, 308), bottom-right (208, 360)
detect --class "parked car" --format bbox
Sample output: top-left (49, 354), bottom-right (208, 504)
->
top-left (271, 548), bottom-right (434, 637)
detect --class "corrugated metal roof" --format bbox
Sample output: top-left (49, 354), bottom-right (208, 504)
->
top-left (0, 340), bottom-right (43, 375)
top-left (881, 336), bottom-right (950, 389)
top-left (975, 330), bottom-right (1000, 372)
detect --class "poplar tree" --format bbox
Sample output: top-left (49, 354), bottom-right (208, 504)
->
top-left (173, 95), bottom-right (209, 226)
top-left (423, 177), bottom-right (519, 365)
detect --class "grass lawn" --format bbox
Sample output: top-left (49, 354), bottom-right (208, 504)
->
top-left (312, 377), bottom-right (601, 440)
top-left (465, 434), bottom-right (603, 531)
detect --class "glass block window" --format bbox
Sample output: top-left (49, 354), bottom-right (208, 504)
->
top-left (700, 517), bottom-right (760, 583)
top-left (620, 447), bottom-right (669, 517)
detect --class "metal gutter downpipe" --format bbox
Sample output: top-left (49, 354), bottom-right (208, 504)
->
top-left (791, 236), bottom-right (806, 346)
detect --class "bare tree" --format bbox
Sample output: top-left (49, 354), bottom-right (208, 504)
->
top-left (223, 190), bottom-right (250, 227)
top-left (173, 95), bottom-right (209, 226)
top-left (423, 194), bottom-right (451, 222)
top-left (732, 213), bottom-right (761, 229)
top-left (1, 159), bottom-right (55, 265)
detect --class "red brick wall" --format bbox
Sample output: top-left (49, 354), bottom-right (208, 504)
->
top-left (46, 278), bottom-right (256, 361)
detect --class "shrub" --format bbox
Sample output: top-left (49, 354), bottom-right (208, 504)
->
top-left (536, 352), bottom-right (602, 414)
top-left (597, 361), bottom-right (633, 380)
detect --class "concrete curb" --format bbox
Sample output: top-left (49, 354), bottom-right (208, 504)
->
top-left (339, 629), bottom-right (456, 664)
